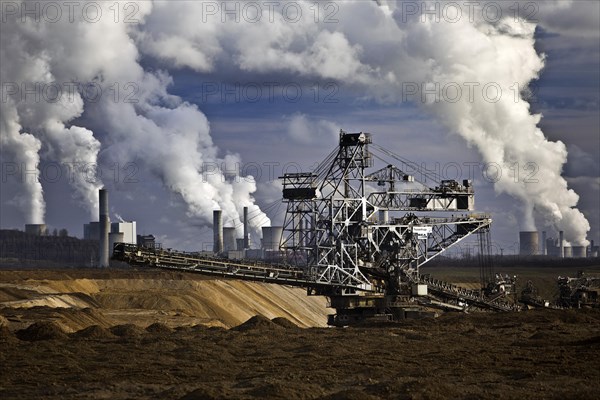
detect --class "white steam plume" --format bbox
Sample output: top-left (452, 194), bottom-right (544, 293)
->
top-left (2, 0), bottom-right (591, 246)
top-left (1, 2), bottom-right (102, 220)
top-left (388, 4), bottom-right (590, 245)
top-left (1, 1), bottom-right (269, 236)
top-left (134, 0), bottom-right (590, 245)
top-left (0, 103), bottom-right (44, 223)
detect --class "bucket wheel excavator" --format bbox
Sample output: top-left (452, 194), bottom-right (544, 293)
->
top-left (114, 131), bottom-right (516, 326)
top-left (279, 131), bottom-right (514, 325)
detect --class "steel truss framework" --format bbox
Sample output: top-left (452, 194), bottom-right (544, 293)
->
top-left (281, 131), bottom-right (492, 296)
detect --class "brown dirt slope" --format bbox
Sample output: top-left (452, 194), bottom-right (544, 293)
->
top-left (0, 268), bottom-right (329, 331)
top-left (0, 309), bottom-right (598, 399)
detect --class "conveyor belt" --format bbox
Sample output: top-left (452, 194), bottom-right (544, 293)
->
top-left (112, 243), bottom-right (363, 290)
top-left (113, 243), bottom-right (517, 311)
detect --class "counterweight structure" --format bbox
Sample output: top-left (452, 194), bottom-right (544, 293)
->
top-left (280, 131), bottom-right (498, 324)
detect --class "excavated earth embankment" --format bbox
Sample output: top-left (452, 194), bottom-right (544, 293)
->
top-left (1, 267), bottom-right (600, 399)
top-left (0, 268), bottom-right (329, 332)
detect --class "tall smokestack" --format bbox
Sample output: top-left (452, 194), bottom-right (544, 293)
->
top-left (559, 231), bottom-right (564, 258)
top-left (213, 210), bottom-right (223, 254)
top-left (243, 206), bottom-right (249, 249)
top-left (99, 189), bottom-right (110, 268)
top-left (541, 231), bottom-right (547, 256)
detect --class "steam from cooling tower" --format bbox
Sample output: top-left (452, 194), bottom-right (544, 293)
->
top-left (0, 12), bottom-right (102, 221)
top-left (1, 1), bottom-right (590, 246)
top-left (392, 7), bottom-right (591, 246)
top-left (134, 1), bottom-right (590, 245)
top-left (0, 1), bottom-right (269, 235)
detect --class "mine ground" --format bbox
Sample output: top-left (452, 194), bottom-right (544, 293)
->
top-left (1, 265), bottom-right (599, 399)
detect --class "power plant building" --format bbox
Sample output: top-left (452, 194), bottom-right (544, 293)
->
top-left (111, 221), bottom-right (137, 244)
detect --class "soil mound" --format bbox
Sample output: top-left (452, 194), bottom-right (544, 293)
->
top-left (146, 322), bottom-right (173, 334)
top-left (320, 389), bottom-right (380, 400)
top-left (231, 315), bottom-right (283, 332)
top-left (179, 387), bottom-right (234, 400)
top-left (110, 324), bottom-right (145, 337)
top-left (16, 321), bottom-right (68, 341)
top-left (271, 317), bottom-right (299, 329)
top-left (571, 335), bottom-right (600, 346)
top-left (0, 325), bottom-right (15, 342)
top-left (72, 325), bottom-right (115, 339)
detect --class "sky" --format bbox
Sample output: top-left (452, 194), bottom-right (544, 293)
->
top-left (1, 0), bottom-right (599, 254)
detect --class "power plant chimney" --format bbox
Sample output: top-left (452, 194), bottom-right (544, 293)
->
top-left (559, 231), bottom-right (564, 258)
top-left (541, 231), bottom-right (547, 255)
top-left (99, 189), bottom-right (110, 268)
top-left (213, 210), bottom-right (223, 254)
top-left (243, 206), bottom-right (249, 249)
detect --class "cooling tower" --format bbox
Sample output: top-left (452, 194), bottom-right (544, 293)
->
top-left (99, 189), bottom-right (110, 268)
top-left (563, 246), bottom-right (572, 258)
top-left (519, 231), bottom-right (539, 256)
top-left (223, 227), bottom-right (237, 252)
top-left (262, 226), bottom-right (283, 250)
top-left (25, 224), bottom-right (47, 236)
top-left (572, 246), bottom-right (586, 258)
top-left (213, 210), bottom-right (223, 254)
top-left (108, 232), bottom-right (124, 257)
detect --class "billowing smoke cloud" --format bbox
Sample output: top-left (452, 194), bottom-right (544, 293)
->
top-left (132, 0), bottom-right (590, 245)
top-left (2, 0), bottom-right (592, 246)
top-left (386, 1), bottom-right (591, 246)
top-left (1, 1), bottom-right (269, 237)
top-left (0, 102), bottom-right (44, 223)
top-left (1, 2), bottom-right (102, 220)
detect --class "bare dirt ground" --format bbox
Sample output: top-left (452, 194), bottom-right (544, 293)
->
top-left (1, 267), bottom-right (599, 399)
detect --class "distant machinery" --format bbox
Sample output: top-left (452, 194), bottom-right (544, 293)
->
top-left (558, 272), bottom-right (600, 308)
top-left (137, 234), bottom-right (157, 249)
